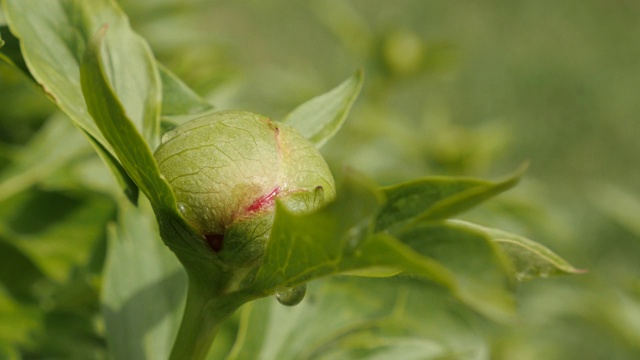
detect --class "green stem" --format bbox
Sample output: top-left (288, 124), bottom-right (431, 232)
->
top-left (160, 215), bottom-right (255, 359)
top-left (168, 264), bottom-right (253, 360)
top-left (169, 279), bottom-right (219, 360)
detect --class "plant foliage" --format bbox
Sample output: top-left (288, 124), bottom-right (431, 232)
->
top-left (0, 0), bottom-right (584, 359)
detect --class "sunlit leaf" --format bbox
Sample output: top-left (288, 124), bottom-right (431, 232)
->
top-left (376, 165), bottom-right (526, 232)
top-left (79, 25), bottom-right (211, 258)
top-left (449, 220), bottom-right (584, 280)
top-left (283, 69), bottom-right (363, 148)
top-left (3, 0), bottom-right (161, 146)
top-left (250, 174), bottom-right (453, 294)
top-left (80, 26), bottom-right (171, 211)
top-left (240, 173), bottom-right (518, 320)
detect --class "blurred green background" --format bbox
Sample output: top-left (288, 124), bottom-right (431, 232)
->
top-left (1, 0), bottom-right (639, 359)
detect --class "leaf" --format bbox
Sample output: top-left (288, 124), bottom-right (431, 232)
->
top-left (449, 220), bottom-right (585, 280)
top-left (159, 63), bottom-right (213, 117)
top-left (0, 289), bottom-right (42, 349)
top-left (80, 25), bottom-right (216, 265)
top-left (1, 0), bottom-right (161, 202)
top-left (0, 189), bottom-right (115, 282)
top-left (250, 173), bottom-right (451, 290)
top-left (0, 27), bottom-right (210, 140)
top-left (239, 172), bottom-right (522, 321)
top-left (283, 68), bottom-right (363, 148)
top-left (102, 198), bottom-right (187, 360)
top-left (249, 172), bottom-right (383, 289)
top-left (79, 26), bottom-right (172, 211)
top-left (0, 114), bottom-right (89, 203)
top-left (83, 132), bottom-right (140, 204)
top-left (0, 111), bottom-right (137, 204)
top-left (394, 221), bottom-right (515, 321)
top-left (225, 277), bottom-right (488, 360)
top-left (3, 0), bottom-right (162, 146)
top-left (376, 164), bottom-right (527, 232)
top-left (0, 25), bottom-right (30, 77)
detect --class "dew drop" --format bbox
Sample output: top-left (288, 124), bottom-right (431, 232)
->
top-left (177, 202), bottom-right (187, 216)
top-left (275, 284), bottom-right (307, 306)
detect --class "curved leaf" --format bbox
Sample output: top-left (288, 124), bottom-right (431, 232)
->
top-left (3, 0), bottom-right (161, 148)
top-left (250, 173), bottom-right (457, 294)
top-left (376, 164), bottom-right (527, 232)
top-left (394, 221), bottom-right (515, 321)
top-left (283, 68), bottom-right (363, 148)
top-left (79, 26), bottom-right (212, 260)
top-left (449, 220), bottom-right (585, 281)
top-left (80, 26), bottom-right (170, 210)
top-left (158, 63), bottom-right (213, 117)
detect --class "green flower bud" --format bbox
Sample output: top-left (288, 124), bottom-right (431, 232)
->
top-left (154, 111), bottom-right (335, 268)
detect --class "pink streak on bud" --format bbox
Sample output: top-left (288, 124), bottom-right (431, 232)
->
top-left (246, 187), bottom-right (280, 213)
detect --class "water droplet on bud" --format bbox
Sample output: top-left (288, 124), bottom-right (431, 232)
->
top-left (177, 202), bottom-right (187, 216)
top-left (275, 284), bottom-right (307, 306)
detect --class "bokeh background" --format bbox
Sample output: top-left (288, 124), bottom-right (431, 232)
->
top-left (1, 0), bottom-right (639, 359)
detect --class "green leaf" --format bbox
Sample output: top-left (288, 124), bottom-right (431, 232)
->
top-left (247, 174), bottom-right (465, 308)
top-left (159, 63), bottom-right (213, 117)
top-left (0, 189), bottom-right (115, 282)
top-left (79, 25), bottom-right (212, 259)
top-left (0, 25), bottom-right (31, 79)
top-left (394, 221), bottom-right (515, 321)
top-left (449, 220), bottom-right (585, 280)
top-left (0, 289), bottom-right (42, 349)
top-left (102, 198), bottom-right (186, 360)
top-left (2, 0), bottom-right (162, 203)
top-left (242, 173), bottom-right (519, 319)
top-left (3, 0), bottom-right (162, 146)
top-left (0, 110), bottom-right (137, 204)
top-left (249, 172), bottom-right (381, 289)
top-left (0, 239), bottom-right (45, 303)
top-left (376, 164), bottom-right (527, 232)
top-left (0, 114), bottom-right (89, 203)
top-left (283, 68), bottom-right (363, 148)
top-left (79, 26), bottom-right (171, 211)
top-left (80, 27), bottom-right (225, 356)
top-left (82, 132), bottom-right (139, 204)
top-left (158, 65), bottom-right (215, 139)
top-left (226, 277), bottom-right (488, 360)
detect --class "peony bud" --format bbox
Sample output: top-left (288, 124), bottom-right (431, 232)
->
top-left (154, 111), bottom-right (335, 268)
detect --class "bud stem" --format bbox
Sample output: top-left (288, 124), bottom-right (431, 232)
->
top-left (169, 270), bottom-right (245, 360)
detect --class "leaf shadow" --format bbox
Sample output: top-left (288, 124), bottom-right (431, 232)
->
top-left (102, 268), bottom-right (187, 360)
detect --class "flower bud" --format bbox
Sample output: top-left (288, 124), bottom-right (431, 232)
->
top-left (154, 111), bottom-right (335, 268)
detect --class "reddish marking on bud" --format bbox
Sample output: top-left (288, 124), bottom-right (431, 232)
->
top-left (205, 233), bottom-right (224, 252)
top-left (246, 187), bottom-right (280, 213)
